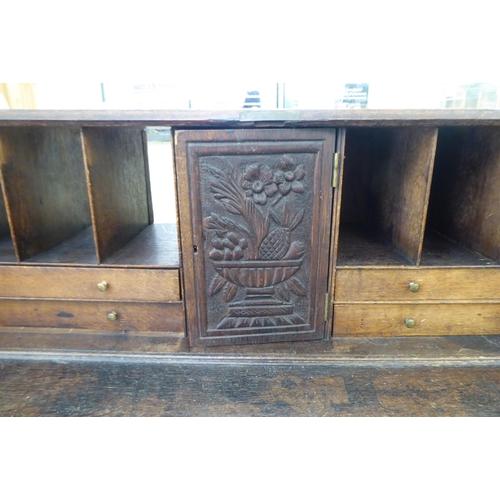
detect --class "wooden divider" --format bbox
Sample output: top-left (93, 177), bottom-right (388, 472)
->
top-left (339, 127), bottom-right (438, 265)
top-left (426, 127), bottom-right (500, 264)
top-left (0, 127), bottom-right (93, 262)
top-left (82, 128), bottom-right (153, 264)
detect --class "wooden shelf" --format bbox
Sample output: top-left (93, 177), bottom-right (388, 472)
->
top-left (103, 223), bottom-right (179, 267)
top-left (420, 229), bottom-right (499, 267)
top-left (24, 227), bottom-right (98, 266)
top-left (337, 225), bottom-right (413, 267)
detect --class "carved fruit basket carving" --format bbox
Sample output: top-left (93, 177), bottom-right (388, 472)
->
top-left (203, 157), bottom-right (308, 330)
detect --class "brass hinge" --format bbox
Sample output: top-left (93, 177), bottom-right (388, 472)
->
top-left (332, 152), bottom-right (340, 188)
top-left (324, 293), bottom-right (331, 322)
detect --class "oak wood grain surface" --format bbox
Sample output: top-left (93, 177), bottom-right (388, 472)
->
top-left (1, 356), bottom-right (500, 416)
top-left (0, 300), bottom-right (184, 332)
top-left (334, 303), bottom-right (500, 337)
top-left (335, 268), bottom-right (500, 302)
top-left (0, 266), bottom-right (181, 302)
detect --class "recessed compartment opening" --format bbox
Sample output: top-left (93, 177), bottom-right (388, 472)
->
top-left (422, 127), bottom-right (500, 267)
top-left (0, 126), bottom-right (98, 265)
top-left (82, 126), bottom-right (179, 268)
top-left (337, 127), bottom-right (438, 267)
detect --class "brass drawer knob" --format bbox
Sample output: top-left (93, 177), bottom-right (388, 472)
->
top-left (97, 281), bottom-right (108, 292)
top-left (107, 311), bottom-right (118, 322)
top-left (408, 282), bottom-right (420, 293)
top-left (405, 318), bottom-right (416, 328)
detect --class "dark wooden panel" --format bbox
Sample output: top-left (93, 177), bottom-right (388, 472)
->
top-left (0, 266), bottom-right (181, 302)
top-left (83, 128), bottom-right (151, 263)
top-left (0, 299), bottom-right (184, 332)
top-left (340, 127), bottom-right (437, 264)
top-left (0, 127), bottom-right (93, 262)
top-left (2, 357), bottom-right (500, 416)
top-left (2, 109), bottom-right (500, 127)
top-left (176, 129), bottom-right (335, 346)
top-left (427, 127), bottom-right (500, 263)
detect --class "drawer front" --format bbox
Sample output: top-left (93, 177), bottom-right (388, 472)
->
top-left (0, 299), bottom-right (184, 332)
top-left (334, 303), bottom-right (500, 337)
top-left (0, 267), bottom-right (181, 302)
top-left (335, 268), bottom-right (500, 302)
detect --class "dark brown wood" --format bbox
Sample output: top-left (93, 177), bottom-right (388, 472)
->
top-left (82, 127), bottom-right (152, 263)
top-left (176, 128), bottom-right (336, 346)
top-left (427, 127), bottom-right (500, 263)
top-left (340, 127), bottom-right (437, 265)
top-left (2, 109), bottom-right (500, 127)
top-left (0, 127), bottom-right (93, 262)
top-left (0, 299), bottom-right (184, 332)
top-left (1, 352), bottom-right (500, 416)
top-left (0, 266), bottom-right (181, 302)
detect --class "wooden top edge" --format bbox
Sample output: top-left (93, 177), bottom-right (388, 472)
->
top-left (1, 109), bottom-right (500, 127)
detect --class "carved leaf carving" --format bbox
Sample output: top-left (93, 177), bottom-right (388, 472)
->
top-left (222, 282), bottom-right (238, 302)
top-left (287, 277), bottom-right (306, 296)
top-left (209, 274), bottom-right (227, 296)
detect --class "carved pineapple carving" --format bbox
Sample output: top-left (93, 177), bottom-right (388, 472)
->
top-left (259, 204), bottom-right (304, 260)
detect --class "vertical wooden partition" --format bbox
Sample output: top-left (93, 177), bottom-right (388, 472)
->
top-left (82, 128), bottom-right (152, 264)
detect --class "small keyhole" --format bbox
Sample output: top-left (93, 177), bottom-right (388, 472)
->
top-left (193, 246), bottom-right (198, 254)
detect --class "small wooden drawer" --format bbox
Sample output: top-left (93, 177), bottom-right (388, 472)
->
top-left (333, 303), bottom-right (500, 337)
top-left (0, 299), bottom-right (184, 332)
top-left (0, 266), bottom-right (181, 302)
top-left (335, 268), bottom-right (500, 302)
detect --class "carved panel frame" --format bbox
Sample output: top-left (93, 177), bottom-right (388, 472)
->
top-left (175, 129), bottom-right (336, 346)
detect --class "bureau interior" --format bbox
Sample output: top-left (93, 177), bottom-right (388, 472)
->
top-left (337, 127), bottom-right (438, 267)
top-left (421, 126), bottom-right (500, 267)
top-left (0, 126), bottom-right (179, 268)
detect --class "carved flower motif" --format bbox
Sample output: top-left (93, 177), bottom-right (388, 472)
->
top-left (273, 155), bottom-right (305, 195)
top-left (242, 164), bottom-right (278, 205)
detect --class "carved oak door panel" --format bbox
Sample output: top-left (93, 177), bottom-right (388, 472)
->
top-left (175, 129), bottom-right (336, 346)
